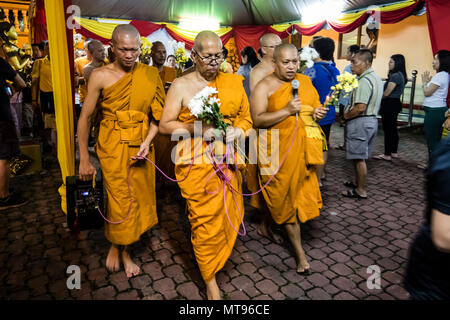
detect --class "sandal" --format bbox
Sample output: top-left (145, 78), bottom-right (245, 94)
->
top-left (342, 188), bottom-right (367, 199)
top-left (343, 181), bottom-right (357, 188)
top-left (373, 154), bottom-right (392, 161)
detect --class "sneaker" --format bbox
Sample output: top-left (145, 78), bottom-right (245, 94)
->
top-left (0, 193), bottom-right (29, 211)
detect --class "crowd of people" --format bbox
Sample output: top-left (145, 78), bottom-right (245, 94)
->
top-left (1, 24), bottom-right (450, 300)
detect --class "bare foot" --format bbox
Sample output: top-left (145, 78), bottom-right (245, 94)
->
top-left (205, 278), bottom-right (221, 300)
top-left (257, 223), bottom-right (283, 244)
top-left (106, 245), bottom-right (120, 272)
top-left (296, 250), bottom-right (311, 274)
top-left (121, 250), bottom-right (141, 278)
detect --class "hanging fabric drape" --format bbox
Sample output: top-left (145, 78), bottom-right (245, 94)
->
top-left (425, 0), bottom-right (450, 54)
top-left (43, 0), bottom-right (75, 214)
top-left (74, 0), bottom-right (424, 56)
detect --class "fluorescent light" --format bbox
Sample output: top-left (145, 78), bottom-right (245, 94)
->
top-left (96, 18), bottom-right (131, 24)
top-left (301, 0), bottom-right (344, 24)
top-left (179, 16), bottom-right (220, 31)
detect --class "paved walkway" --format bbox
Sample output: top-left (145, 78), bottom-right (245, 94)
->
top-left (0, 124), bottom-right (429, 300)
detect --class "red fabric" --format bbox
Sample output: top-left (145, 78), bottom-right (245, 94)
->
top-left (129, 20), bottom-right (162, 36)
top-left (379, 0), bottom-right (424, 24)
top-left (77, 27), bottom-right (111, 45)
top-left (162, 24), bottom-right (195, 50)
top-left (232, 25), bottom-right (271, 56)
top-left (34, 0), bottom-right (48, 42)
top-left (293, 21), bottom-right (327, 35)
top-left (64, 0), bottom-right (75, 112)
top-left (425, 0), bottom-right (450, 54)
top-left (329, 13), bottom-right (369, 33)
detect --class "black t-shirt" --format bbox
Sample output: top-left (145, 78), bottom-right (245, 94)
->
top-left (0, 57), bottom-right (17, 121)
top-left (404, 138), bottom-right (450, 299)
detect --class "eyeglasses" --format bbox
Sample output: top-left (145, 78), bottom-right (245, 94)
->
top-left (194, 51), bottom-right (224, 65)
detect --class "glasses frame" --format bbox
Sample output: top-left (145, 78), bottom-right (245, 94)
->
top-left (193, 50), bottom-right (225, 65)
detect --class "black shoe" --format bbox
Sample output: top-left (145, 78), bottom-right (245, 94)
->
top-left (0, 193), bottom-right (29, 211)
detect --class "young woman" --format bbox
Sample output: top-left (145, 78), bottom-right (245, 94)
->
top-left (418, 50), bottom-right (450, 169)
top-left (237, 46), bottom-right (259, 99)
top-left (374, 54), bottom-right (407, 161)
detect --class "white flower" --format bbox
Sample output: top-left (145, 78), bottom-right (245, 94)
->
top-left (208, 97), bottom-right (220, 105)
top-left (300, 47), bottom-right (319, 67)
top-left (188, 97), bottom-right (204, 117)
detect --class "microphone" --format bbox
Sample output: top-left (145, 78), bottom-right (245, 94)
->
top-left (291, 79), bottom-right (299, 98)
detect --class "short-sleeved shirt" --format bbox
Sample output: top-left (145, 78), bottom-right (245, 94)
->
top-left (31, 56), bottom-right (53, 92)
top-left (423, 71), bottom-right (450, 108)
top-left (384, 71), bottom-right (405, 99)
top-left (404, 138), bottom-right (450, 299)
top-left (0, 57), bottom-right (16, 121)
top-left (304, 61), bottom-right (340, 125)
top-left (346, 67), bottom-right (383, 116)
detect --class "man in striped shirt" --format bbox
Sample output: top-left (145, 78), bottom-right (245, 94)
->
top-left (342, 49), bottom-right (383, 199)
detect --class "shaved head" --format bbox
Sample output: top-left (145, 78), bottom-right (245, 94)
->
top-left (194, 30), bottom-right (222, 52)
top-left (260, 33), bottom-right (281, 47)
top-left (87, 39), bottom-right (103, 54)
top-left (273, 43), bottom-right (297, 61)
top-left (111, 24), bottom-right (140, 46)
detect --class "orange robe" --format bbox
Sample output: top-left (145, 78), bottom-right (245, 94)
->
top-left (154, 66), bottom-right (178, 180)
top-left (174, 72), bottom-right (252, 282)
top-left (96, 63), bottom-right (165, 245)
top-left (247, 74), bottom-right (323, 224)
top-left (75, 56), bottom-right (90, 104)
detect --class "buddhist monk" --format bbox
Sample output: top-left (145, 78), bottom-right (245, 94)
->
top-left (247, 33), bottom-right (282, 242)
top-left (151, 41), bottom-right (176, 92)
top-left (159, 31), bottom-right (252, 299)
top-left (249, 43), bottom-right (328, 273)
top-left (151, 41), bottom-right (177, 181)
top-left (75, 39), bottom-right (92, 107)
top-left (249, 33), bottom-right (282, 93)
top-left (77, 25), bottom-right (165, 278)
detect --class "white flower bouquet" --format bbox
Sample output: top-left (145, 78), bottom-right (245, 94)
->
top-left (300, 47), bottom-right (319, 69)
top-left (188, 86), bottom-right (229, 132)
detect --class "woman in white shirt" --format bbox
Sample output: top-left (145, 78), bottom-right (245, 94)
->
top-left (421, 50), bottom-right (450, 156)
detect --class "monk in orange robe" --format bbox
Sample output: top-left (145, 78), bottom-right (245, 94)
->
top-left (248, 43), bottom-right (328, 273)
top-left (151, 41), bottom-right (178, 180)
top-left (77, 25), bottom-right (164, 278)
top-left (74, 40), bottom-right (92, 106)
top-left (159, 31), bottom-right (252, 300)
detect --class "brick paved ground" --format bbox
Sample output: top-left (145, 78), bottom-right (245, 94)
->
top-left (0, 124), bottom-right (429, 300)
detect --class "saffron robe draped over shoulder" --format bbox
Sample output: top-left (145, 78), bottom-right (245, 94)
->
top-left (247, 74), bottom-right (323, 224)
top-left (154, 66), bottom-right (178, 180)
top-left (96, 63), bottom-right (165, 245)
top-left (174, 72), bottom-right (253, 282)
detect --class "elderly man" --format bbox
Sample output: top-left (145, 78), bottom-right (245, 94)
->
top-left (77, 25), bottom-right (165, 278)
top-left (159, 31), bottom-right (252, 299)
top-left (249, 43), bottom-right (328, 273)
top-left (249, 33), bottom-right (282, 93)
top-left (342, 49), bottom-right (383, 199)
